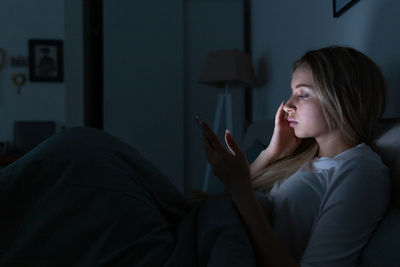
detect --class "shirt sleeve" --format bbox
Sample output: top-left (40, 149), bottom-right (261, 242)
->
top-left (300, 158), bottom-right (391, 267)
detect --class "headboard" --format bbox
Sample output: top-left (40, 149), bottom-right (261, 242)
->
top-left (372, 118), bottom-right (400, 208)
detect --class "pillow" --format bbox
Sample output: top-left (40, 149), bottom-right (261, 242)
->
top-left (372, 121), bottom-right (400, 208)
top-left (359, 207), bottom-right (400, 266)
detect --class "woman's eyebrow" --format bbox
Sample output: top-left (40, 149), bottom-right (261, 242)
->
top-left (291, 83), bottom-right (313, 92)
top-left (295, 83), bottom-right (313, 89)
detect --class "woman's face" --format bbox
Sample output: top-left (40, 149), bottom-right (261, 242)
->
top-left (283, 64), bottom-right (330, 139)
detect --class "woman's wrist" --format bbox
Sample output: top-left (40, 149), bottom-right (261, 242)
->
top-left (250, 148), bottom-right (276, 176)
top-left (229, 181), bottom-right (254, 203)
top-left (263, 146), bottom-right (278, 162)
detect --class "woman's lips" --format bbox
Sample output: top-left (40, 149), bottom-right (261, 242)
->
top-left (287, 118), bottom-right (298, 127)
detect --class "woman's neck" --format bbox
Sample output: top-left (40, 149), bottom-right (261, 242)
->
top-left (315, 131), bottom-right (353, 158)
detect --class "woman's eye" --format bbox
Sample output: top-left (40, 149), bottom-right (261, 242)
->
top-left (298, 94), bottom-right (305, 98)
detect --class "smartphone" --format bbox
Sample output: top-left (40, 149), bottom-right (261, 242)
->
top-left (194, 114), bottom-right (205, 130)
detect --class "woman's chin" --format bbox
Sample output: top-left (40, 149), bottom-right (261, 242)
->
top-left (293, 129), bottom-right (309, 139)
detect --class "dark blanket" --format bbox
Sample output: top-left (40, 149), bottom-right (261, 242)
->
top-left (0, 127), bottom-right (255, 266)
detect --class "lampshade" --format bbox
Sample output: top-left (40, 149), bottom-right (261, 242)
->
top-left (197, 49), bottom-right (258, 88)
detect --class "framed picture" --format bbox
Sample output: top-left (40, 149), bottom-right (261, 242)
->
top-left (333, 0), bottom-right (360, 17)
top-left (29, 39), bottom-right (64, 82)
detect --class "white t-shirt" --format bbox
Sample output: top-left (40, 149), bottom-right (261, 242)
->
top-left (258, 143), bottom-right (391, 267)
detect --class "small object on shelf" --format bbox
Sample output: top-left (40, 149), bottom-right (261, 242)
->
top-left (11, 55), bottom-right (28, 67)
top-left (11, 72), bottom-right (27, 95)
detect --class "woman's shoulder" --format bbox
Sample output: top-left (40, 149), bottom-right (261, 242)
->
top-left (311, 143), bottom-right (390, 193)
top-left (314, 143), bottom-right (387, 171)
top-left (339, 143), bottom-right (388, 173)
top-left (327, 143), bottom-right (390, 193)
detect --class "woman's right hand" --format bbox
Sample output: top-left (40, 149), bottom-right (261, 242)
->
top-left (264, 101), bottom-right (301, 162)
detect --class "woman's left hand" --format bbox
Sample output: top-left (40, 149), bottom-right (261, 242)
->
top-left (201, 121), bottom-right (252, 196)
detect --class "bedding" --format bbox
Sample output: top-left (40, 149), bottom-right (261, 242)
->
top-left (0, 127), bottom-right (255, 266)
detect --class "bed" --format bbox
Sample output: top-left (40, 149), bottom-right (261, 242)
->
top-left (0, 117), bottom-right (398, 266)
top-left (0, 127), bottom-right (256, 266)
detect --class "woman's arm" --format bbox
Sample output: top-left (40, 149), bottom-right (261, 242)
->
top-left (200, 102), bottom-right (302, 266)
top-left (231, 187), bottom-right (300, 267)
top-left (201, 121), bottom-right (299, 266)
top-left (250, 102), bottom-right (301, 176)
top-left (250, 148), bottom-right (275, 176)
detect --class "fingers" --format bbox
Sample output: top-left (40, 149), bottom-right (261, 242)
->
top-left (224, 129), bottom-right (246, 161)
top-left (202, 135), bottom-right (222, 166)
top-left (202, 135), bottom-right (214, 159)
top-left (201, 121), bottom-right (246, 162)
top-left (202, 134), bottom-right (212, 150)
top-left (283, 108), bottom-right (288, 121)
top-left (224, 129), bottom-right (236, 156)
top-left (201, 121), bottom-right (225, 152)
top-left (201, 122), bottom-right (216, 150)
top-left (275, 101), bottom-right (285, 125)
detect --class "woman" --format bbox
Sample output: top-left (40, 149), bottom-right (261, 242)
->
top-left (201, 46), bottom-right (391, 266)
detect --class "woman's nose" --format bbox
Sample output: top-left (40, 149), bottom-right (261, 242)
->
top-left (283, 100), bottom-right (295, 114)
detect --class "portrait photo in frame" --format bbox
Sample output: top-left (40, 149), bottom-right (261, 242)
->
top-left (29, 39), bottom-right (64, 82)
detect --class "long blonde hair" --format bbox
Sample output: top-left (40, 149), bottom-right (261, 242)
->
top-left (251, 46), bottom-right (386, 191)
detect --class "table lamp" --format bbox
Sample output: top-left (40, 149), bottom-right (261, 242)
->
top-left (198, 48), bottom-right (257, 192)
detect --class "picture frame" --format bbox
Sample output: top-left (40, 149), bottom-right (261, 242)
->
top-left (333, 0), bottom-right (360, 17)
top-left (29, 39), bottom-right (64, 82)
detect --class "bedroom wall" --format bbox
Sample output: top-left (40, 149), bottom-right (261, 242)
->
top-left (103, 0), bottom-right (185, 191)
top-left (102, 0), bottom-right (244, 193)
top-left (251, 0), bottom-right (400, 120)
top-left (0, 0), bottom-right (65, 144)
top-left (184, 0), bottom-right (245, 193)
